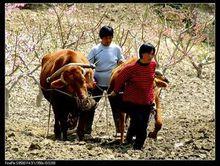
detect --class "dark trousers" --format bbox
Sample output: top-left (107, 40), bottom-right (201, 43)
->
top-left (84, 86), bottom-right (108, 134)
top-left (125, 102), bottom-right (154, 149)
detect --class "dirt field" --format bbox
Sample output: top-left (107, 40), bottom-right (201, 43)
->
top-left (5, 58), bottom-right (215, 160)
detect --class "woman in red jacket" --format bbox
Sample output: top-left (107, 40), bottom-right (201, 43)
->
top-left (110, 43), bottom-right (156, 150)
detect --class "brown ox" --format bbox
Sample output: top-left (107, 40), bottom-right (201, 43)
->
top-left (108, 57), bottom-right (169, 143)
top-left (40, 49), bottom-right (96, 141)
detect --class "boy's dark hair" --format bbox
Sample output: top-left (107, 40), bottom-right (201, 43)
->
top-left (139, 43), bottom-right (155, 59)
top-left (99, 26), bottom-right (114, 39)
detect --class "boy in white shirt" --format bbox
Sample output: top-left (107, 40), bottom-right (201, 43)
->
top-left (85, 26), bottom-right (124, 136)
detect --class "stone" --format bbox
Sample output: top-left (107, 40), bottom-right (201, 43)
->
top-left (86, 144), bottom-right (94, 150)
top-left (28, 143), bottom-right (41, 151)
top-left (78, 141), bottom-right (86, 145)
top-left (184, 138), bottom-right (194, 144)
top-left (8, 132), bottom-right (15, 137)
top-left (21, 131), bottom-right (34, 136)
top-left (194, 141), bottom-right (202, 150)
top-left (174, 142), bottom-right (184, 148)
top-left (193, 133), bottom-right (204, 139)
top-left (202, 143), bottom-right (213, 151)
top-left (12, 147), bottom-right (19, 152)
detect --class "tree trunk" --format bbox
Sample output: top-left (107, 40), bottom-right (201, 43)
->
top-left (5, 88), bottom-right (9, 118)
top-left (197, 64), bottom-right (203, 79)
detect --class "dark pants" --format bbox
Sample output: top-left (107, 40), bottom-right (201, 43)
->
top-left (84, 86), bottom-right (108, 134)
top-left (125, 102), bottom-right (154, 149)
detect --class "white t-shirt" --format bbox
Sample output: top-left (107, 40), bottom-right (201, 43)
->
top-left (87, 43), bottom-right (124, 87)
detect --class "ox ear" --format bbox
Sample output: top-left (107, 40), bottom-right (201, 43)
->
top-left (155, 78), bottom-right (168, 88)
top-left (51, 79), bottom-right (66, 89)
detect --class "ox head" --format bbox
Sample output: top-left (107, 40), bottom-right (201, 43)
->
top-left (154, 70), bottom-right (169, 88)
top-left (48, 63), bottom-right (97, 111)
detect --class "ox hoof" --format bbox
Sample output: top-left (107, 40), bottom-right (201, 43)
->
top-left (78, 136), bottom-right (85, 141)
top-left (62, 137), bottom-right (68, 141)
top-left (148, 132), bottom-right (157, 139)
top-left (84, 134), bottom-right (93, 140)
top-left (55, 136), bottom-right (62, 140)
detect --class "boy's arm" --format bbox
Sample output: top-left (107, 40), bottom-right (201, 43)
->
top-left (117, 46), bottom-right (125, 65)
top-left (87, 49), bottom-right (95, 64)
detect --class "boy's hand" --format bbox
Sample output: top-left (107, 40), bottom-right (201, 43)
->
top-left (109, 91), bottom-right (117, 97)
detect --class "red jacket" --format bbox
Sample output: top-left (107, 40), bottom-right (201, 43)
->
top-left (114, 59), bottom-right (156, 105)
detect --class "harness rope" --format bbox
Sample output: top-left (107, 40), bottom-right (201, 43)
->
top-left (92, 90), bottom-right (156, 139)
top-left (89, 84), bottom-right (116, 137)
top-left (43, 83), bottom-right (156, 139)
top-left (43, 81), bottom-right (156, 139)
top-left (42, 85), bottom-right (111, 138)
top-left (91, 83), bottom-right (124, 138)
top-left (92, 90), bottom-right (112, 138)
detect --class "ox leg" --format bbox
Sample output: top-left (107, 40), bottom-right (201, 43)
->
top-left (60, 113), bottom-right (69, 141)
top-left (119, 112), bottom-right (125, 143)
top-left (112, 110), bottom-right (121, 134)
top-left (67, 113), bottom-right (79, 130)
top-left (125, 114), bottom-right (130, 130)
top-left (84, 87), bottom-right (104, 135)
top-left (77, 111), bottom-right (88, 141)
top-left (84, 110), bottom-right (95, 135)
top-left (54, 112), bottom-right (61, 140)
top-left (148, 109), bottom-right (162, 139)
top-left (109, 95), bottom-right (122, 135)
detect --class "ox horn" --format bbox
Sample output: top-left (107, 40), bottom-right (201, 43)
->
top-left (46, 63), bottom-right (95, 83)
top-left (67, 63), bottom-right (96, 69)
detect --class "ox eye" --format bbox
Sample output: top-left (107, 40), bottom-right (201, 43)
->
top-left (81, 68), bottom-right (86, 75)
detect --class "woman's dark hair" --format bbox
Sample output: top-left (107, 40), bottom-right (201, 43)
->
top-left (139, 43), bottom-right (156, 59)
top-left (99, 26), bottom-right (114, 39)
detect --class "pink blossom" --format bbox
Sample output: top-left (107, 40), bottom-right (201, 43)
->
top-left (65, 4), bottom-right (77, 15)
top-left (5, 3), bottom-right (27, 14)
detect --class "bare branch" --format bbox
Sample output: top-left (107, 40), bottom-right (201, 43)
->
top-left (12, 32), bottom-right (19, 72)
top-left (29, 65), bottom-right (41, 75)
top-left (8, 74), bottom-right (24, 92)
top-left (28, 74), bottom-right (40, 86)
top-left (92, 9), bottom-right (109, 31)
top-left (165, 37), bottom-right (172, 56)
top-left (62, 24), bottom-right (74, 48)
top-left (18, 55), bottom-right (29, 70)
top-left (121, 30), bottom-right (130, 47)
top-left (5, 65), bottom-right (20, 77)
top-left (74, 31), bottom-right (85, 50)
top-left (20, 13), bottom-right (33, 42)
top-left (119, 28), bottom-right (125, 47)
top-left (154, 28), bottom-right (165, 67)
top-left (141, 24), bottom-right (145, 43)
top-left (36, 23), bottom-right (51, 45)
top-left (52, 6), bottom-right (65, 48)
top-left (201, 61), bottom-right (215, 66)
